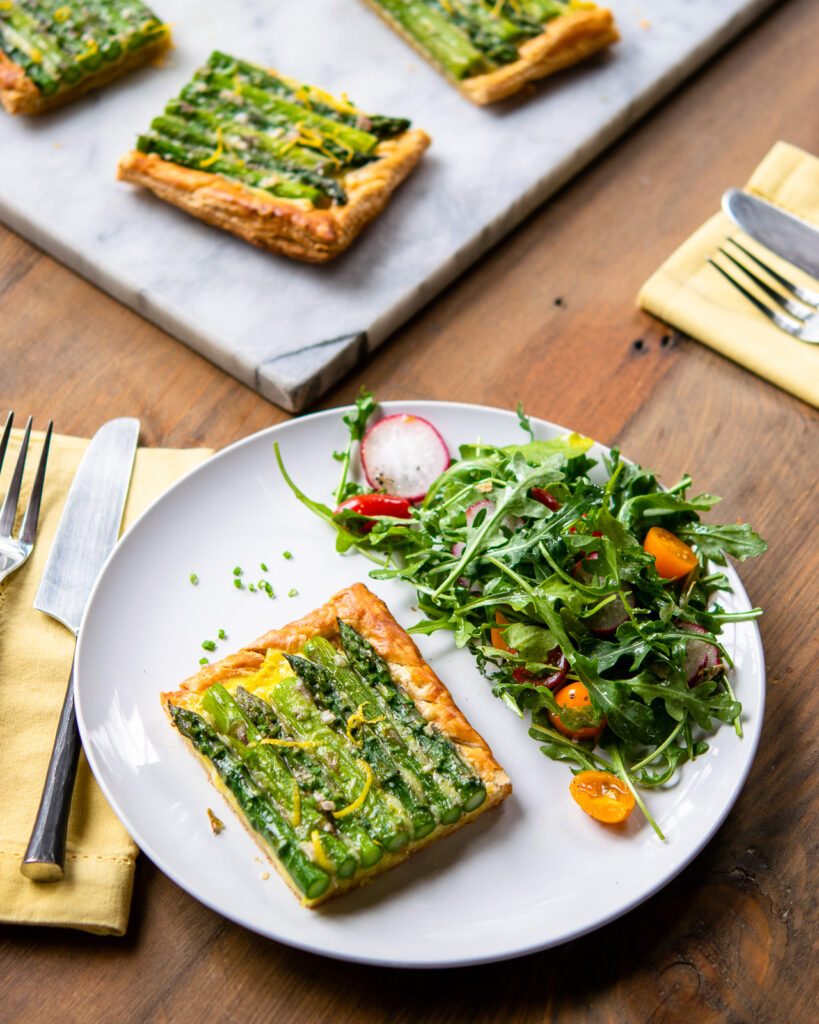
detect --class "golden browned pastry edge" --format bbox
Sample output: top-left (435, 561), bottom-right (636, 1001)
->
top-left (162, 583), bottom-right (512, 907)
top-left (117, 127), bottom-right (430, 263)
top-left (0, 32), bottom-right (172, 116)
top-left (360, 3), bottom-right (617, 106)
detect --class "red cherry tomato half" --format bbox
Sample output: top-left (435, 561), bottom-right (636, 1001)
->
top-left (336, 493), bottom-right (413, 533)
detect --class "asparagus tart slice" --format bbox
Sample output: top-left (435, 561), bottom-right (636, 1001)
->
top-left (0, 0), bottom-right (170, 115)
top-left (163, 584), bottom-right (511, 907)
top-left (362, 0), bottom-right (618, 105)
top-left (117, 52), bottom-right (430, 262)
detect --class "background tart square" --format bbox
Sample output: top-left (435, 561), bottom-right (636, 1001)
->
top-left (361, 1), bottom-right (618, 105)
top-left (117, 52), bottom-right (430, 262)
top-left (0, 1), bottom-right (170, 115)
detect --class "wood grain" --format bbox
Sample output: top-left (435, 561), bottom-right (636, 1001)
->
top-left (1, 0), bottom-right (818, 1020)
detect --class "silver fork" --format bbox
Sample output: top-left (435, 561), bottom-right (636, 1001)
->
top-left (706, 238), bottom-right (819, 343)
top-left (0, 412), bottom-right (53, 584)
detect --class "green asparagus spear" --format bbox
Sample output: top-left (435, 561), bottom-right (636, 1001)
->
top-left (259, 671), bottom-right (412, 853)
top-left (234, 686), bottom-right (383, 869)
top-left (302, 638), bottom-right (464, 826)
top-left (135, 133), bottom-right (329, 206)
top-left (287, 650), bottom-right (438, 839)
top-left (372, 0), bottom-right (491, 80)
top-left (169, 704), bottom-right (331, 900)
top-left (338, 621), bottom-right (487, 812)
top-left (200, 685), bottom-right (358, 878)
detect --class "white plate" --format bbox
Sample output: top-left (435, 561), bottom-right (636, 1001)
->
top-left (75, 402), bottom-right (765, 968)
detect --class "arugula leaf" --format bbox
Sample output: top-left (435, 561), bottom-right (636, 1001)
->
top-left (516, 402), bottom-right (535, 441)
top-left (505, 432), bottom-right (593, 464)
top-left (617, 490), bottom-right (721, 532)
top-left (333, 388), bottom-right (376, 504)
top-left (676, 522), bottom-right (768, 564)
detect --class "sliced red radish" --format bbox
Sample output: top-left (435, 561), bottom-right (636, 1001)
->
top-left (465, 499), bottom-right (521, 533)
top-left (361, 414), bottom-right (450, 502)
top-left (680, 622), bottom-right (722, 684)
top-left (466, 499), bottom-right (495, 526)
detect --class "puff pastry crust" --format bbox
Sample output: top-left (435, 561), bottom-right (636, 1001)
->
top-left (0, 33), bottom-right (171, 116)
top-left (362, 3), bottom-right (618, 105)
top-left (117, 128), bottom-right (430, 263)
top-left (163, 583), bottom-right (511, 906)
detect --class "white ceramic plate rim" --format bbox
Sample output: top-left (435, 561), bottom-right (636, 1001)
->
top-left (75, 401), bottom-right (766, 968)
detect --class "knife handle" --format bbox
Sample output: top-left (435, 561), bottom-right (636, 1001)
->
top-left (21, 660), bottom-right (81, 882)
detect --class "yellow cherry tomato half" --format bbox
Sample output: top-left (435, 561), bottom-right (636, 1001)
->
top-left (569, 770), bottom-right (636, 824)
top-left (643, 526), bottom-right (698, 580)
top-left (490, 611), bottom-right (515, 654)
top-left (548, 682), bottom-right (605, 740)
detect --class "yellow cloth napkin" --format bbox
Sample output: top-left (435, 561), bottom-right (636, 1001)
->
top-left (0, 428), bottom-right (210, 935)
top-left (638, 141), bottom-right (819, 408)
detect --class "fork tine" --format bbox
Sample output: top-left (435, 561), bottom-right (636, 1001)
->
top-left (719, 247), bottom-right (814, 321)
top-left (0, 416), bottom-right (32, 538)
top-left (0, 411), bottom-right (13, 477)
top-left (706, 258), bottom-right (802, 337)
top-left (19, 420), bottom-right (53, 545)
top-left (726, 238), bottom-right (819, 307)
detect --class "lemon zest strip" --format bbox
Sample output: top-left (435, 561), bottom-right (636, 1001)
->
top-left (199, 126), bottom-right (224, 168)
top-left (345, 704), bottom-right (386, 747)
top-left (333, 760), bottom-right (373, 818)
top-left (310, 830), bottom-right (334, 871)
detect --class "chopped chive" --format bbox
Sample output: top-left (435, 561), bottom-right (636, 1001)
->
top-left (288, 587), bottom-right (298, 597)
top-left (199, 657), bottom-right (209, 665)
top-left (260, 562), bottom-right (269, 572)
top-left (189, 573), bottom-right (199, 585)
top-left (233, 579), bottom-right (244, 589)
top-left (233, 566), bottom-right (243, 576)
top-left (202, 640), bottom-right (217, 651)
top-left (249, 584), bottom-right (257, 592)
top-left (282, 551), bottom-right (293, 560)
top-left (217, 629), bottom-right (227, 640)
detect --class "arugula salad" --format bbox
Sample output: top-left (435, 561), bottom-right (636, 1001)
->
top-left (276, 394), bottom-right (766, 837)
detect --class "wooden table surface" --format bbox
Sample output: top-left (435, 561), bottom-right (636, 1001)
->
top-left (2, 2), bottom-right (818, 1020)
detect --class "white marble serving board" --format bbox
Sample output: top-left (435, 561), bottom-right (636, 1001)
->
top-left (0, 0), bottom-right (775, 411)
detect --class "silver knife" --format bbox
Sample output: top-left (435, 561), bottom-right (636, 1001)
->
top-left (722, 189), bottom-right (819, 279)
top-left (21, 418), bottom-right (139, 881)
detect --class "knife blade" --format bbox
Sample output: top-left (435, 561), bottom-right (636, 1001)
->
top-left (722, 189), bottom-right (819, 279)
top-left (22, 417), bottom-right (139, 881)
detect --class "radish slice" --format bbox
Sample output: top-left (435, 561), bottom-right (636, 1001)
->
top-left (361, 414), bottom-right (450, 502)
top-left (466, 499), bottom-right (495, 526)
top-left (466, 500), bottom-right (521, 533)
top-left (680, 622), bottom-right (722, 684)
top-left (573, 554), bottom-right (633, 637)
top-left (586, 593), bottom-right (633, 637)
